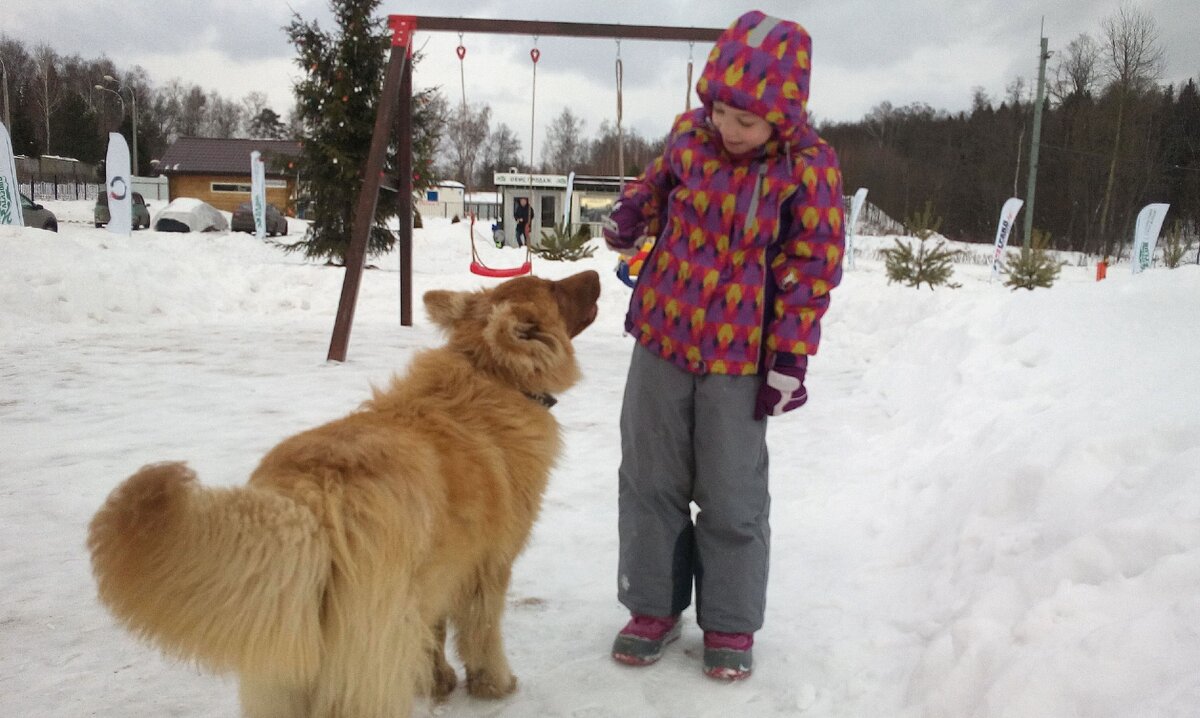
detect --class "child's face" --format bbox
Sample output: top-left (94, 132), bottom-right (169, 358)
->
top-left (711, 101), bottom-right (774, 155)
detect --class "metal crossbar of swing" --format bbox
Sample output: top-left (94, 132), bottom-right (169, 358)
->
top-left (327, 15), bottom-right (723, 362)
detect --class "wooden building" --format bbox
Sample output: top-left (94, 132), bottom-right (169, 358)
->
top-left (157, 137), bottom-right (302, 214)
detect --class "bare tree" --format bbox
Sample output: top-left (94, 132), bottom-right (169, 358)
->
top-left (863, 101), bottom-right (895, 148)
top-left (542, 107), bottom-right (586, 173)
top-left (1052, 33), bottom-right (1101, 101)
top-left (30, 44), bottom-right (64, 153)
top-left (478, 122), bottom-right (523, 188)
top-left (970, 86), bottom-right (992, 113)
top-left (1005, 76), bottom-right (1028, 107)
top-left (1097, 3), bottom-right (1165, 253)
top-left (443, 102), bottom-right (491, 191)
top-left (205, 91), bottom-right (243, 138)
top-left (177, 85), bottom-right (208, 137)
top-left (242, 91), bottom-right (269, 122)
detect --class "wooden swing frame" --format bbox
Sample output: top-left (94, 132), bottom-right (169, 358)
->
top-left (327, 15), bottom-right (721, 362)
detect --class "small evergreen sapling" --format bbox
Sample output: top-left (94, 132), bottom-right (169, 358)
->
top-left (533, 222), bottom-right (597, 262)
top-left (1003, 229), bottom-right (1063, 290)
top-left (882, 200), bottom-right (961, 290)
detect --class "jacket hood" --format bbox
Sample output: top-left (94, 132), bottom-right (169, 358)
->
top-left (695, 11), bottom-right (819, 148)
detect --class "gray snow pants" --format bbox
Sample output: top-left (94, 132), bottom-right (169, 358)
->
top-left (617, 343), bottom-right (771, 634)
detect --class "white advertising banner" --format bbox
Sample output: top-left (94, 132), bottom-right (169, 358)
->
top-left (846, 187), bottom-right (868, 270)
top-left (0, 123), bottom-right (22, 227)
top-left (563, 170), bottom-right (576, 228)
top-left (250, 150), bottom-right (267, 240)
top-left (1131, 203), bottom-right (1170, 274)
top-left (105, 132), bottom-right (132, 236)
top-left (989, 197), bottom-right (1024, 281)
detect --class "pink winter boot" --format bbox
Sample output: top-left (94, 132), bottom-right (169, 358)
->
top-left (611, 614), bottom-right (681, 666)
top-left (703, 631), bottom-right (753, 680)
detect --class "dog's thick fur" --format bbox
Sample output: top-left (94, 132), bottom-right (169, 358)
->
top-left (87, 271), bottom-right (601, 718)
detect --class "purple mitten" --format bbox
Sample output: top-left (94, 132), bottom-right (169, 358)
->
top-left (603, 199), bottom-right (644, 254)
top-left (754, 354), bottom-right (808, 420)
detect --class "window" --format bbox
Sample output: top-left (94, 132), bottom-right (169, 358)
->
top-left (426, 190), bottom-right (440, 202)
top-left (540, 195), bottom-right (556, 226)
top-left (580, 196), bottom-right (615, 224)
top-left (211, 180), bottom-right (288, 193)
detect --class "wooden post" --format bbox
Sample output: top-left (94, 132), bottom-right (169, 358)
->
top-left (327, 15), bottom-right (415, 362)
top-left (397, 49), bottom-right (414, 327)
top-left (326, 15), bottom-right (721, 360)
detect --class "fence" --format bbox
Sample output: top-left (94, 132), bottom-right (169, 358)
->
top-left (20, 180), bottom-right (102, 202)
top-left (18, 175), bottom-right (168, 203)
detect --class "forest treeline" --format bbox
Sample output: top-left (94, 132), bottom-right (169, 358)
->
top-left (0, 37), bottom-right (292, 176)
top-left (823, 6), bottom-right (1198, 257)
top-left (3, 5), bottom-right (1196, 256)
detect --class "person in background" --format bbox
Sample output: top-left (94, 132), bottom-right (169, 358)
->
top-left (602, 10), bottom-right (845, 681)
top-left (513, 196), bottom-right (534, 247)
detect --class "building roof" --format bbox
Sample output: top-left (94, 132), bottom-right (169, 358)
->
top-left (158, 137), bottom-right (302, 176)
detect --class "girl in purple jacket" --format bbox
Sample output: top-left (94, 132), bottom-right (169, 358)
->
top-left (603, 10), bottom-right (845, 680)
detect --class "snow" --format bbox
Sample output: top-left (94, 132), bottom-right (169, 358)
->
top-left (2, 201), bottom-right (1198, 717)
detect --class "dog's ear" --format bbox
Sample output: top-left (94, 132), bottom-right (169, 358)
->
top-left (484, 300), bottom-right (545, 347)
top-left (483, 299), bottom-right (576, 378)
top-left (423, 290), bottom-right (472, 330)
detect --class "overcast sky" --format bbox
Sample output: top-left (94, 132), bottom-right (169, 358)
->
top-left (6, 0), bottom-right (1199, 161)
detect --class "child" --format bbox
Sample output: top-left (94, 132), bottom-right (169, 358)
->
top-left (602, 10), bottom-right (844, 681)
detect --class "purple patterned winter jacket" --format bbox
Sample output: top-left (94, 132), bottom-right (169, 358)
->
top-left (607, 11), bottom-right (844, 376)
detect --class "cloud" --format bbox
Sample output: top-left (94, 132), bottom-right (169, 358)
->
top-left (6, 0), bottom-right (1199, 161)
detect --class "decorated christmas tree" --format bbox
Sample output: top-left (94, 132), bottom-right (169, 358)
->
top-left (285, 1), bottom-right (441, 264)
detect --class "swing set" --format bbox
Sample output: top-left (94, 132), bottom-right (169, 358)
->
top-left (328, 15), bottom-right (722, 362)
top-left (454, 31), bottom-right (535, 278)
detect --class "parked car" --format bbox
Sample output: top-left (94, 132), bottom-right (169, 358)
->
top-left (21, 193), bottom-right (58, 232)
top-left (94, 191), bottom-right (151, 229)
top-left (230, 201), bottom-right (288, 237)
top-left (152, 198), bottom-right (229, 233)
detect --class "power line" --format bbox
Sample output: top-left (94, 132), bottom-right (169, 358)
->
top-left (1038, 141), bottom-right (1200, 173)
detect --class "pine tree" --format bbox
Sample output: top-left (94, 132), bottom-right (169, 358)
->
top-left (1003, 229), bottom-right (1063, 290)
top-left (247, 108), bottom-right (289, 140)
top-left (285, 1), bottom-right (440, 265)
top-left (881, 200), bottom-right (961, 289)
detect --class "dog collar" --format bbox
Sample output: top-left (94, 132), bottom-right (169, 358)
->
top-left (524, 392), bottom-right (557, 408)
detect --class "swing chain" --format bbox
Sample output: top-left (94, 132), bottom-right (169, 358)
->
top-left (686, 41), bottom-right (695, 111)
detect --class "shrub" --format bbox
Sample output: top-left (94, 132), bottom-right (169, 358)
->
top-left (1003, 229), bottom-right (1063, 290)
top-left (881, 200), bottom-right (961, 289)
top-left (533, 222), bottom-right (597, 262)
top-left (1161, 221), bottom-right (1196, 269)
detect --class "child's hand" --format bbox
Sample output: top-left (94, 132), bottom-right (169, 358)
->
top-left (603, 200), bottom-right (643, 254)
top-left (754, 356), bottom-right (808, 419)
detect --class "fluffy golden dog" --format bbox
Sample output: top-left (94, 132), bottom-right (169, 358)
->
top-left (88, 270), bottom-right (601, 718)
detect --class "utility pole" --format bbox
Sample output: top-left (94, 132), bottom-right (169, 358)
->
top-left (0, 55), bottom-right (10, 135)
top-left (1021, 25), bottom-right (1050, 257)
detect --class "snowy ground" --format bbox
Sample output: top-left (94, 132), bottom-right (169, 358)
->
top-left (2, 201), bottom-right (1198, 717)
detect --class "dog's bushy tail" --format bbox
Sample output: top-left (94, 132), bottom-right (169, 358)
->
top-left (87, 462), bottom-right (329, 684)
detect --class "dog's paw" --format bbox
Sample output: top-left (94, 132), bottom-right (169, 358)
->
top-left (431, 660), bottom-right (458, 701)
top-left (466, 668), bottom-right (518, 699)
